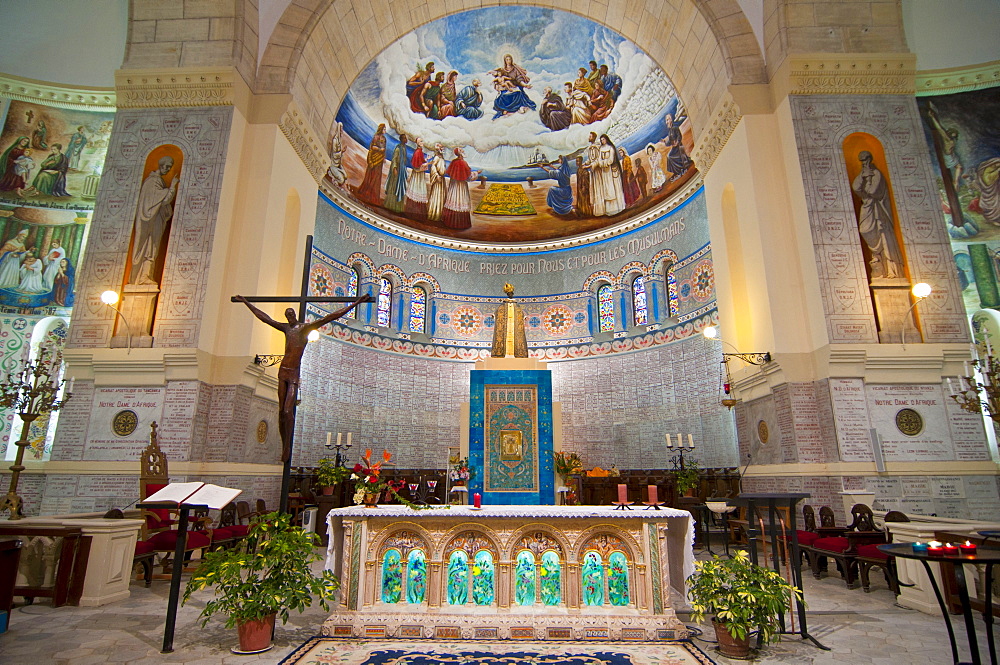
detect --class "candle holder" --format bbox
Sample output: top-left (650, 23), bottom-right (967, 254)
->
top-left (324, 435), bottom-right (353, 467)
top-left (409, 479), bottom-right (440, 506)
top-left (951, 353), bottom-right (1000, 423)
top-left (0, 346), bottom-right (72, 520)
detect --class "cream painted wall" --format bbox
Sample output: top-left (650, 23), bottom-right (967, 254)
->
top-left (902, 0), bottom-right (1000, 70)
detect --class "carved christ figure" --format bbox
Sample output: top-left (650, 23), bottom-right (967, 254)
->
top-left (491, 282), bottom-right (528, 358)
top-left (233, 294), bottom-right (370, 461)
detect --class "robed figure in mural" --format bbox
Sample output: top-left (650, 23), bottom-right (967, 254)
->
top-left (32, 143), bottom-right (69, 197)
top-left (383, 134), bottom-right (408, 213)
top-left (357, 124), bottom-right (387, 206)
top-left (542, 155), bottom-right (574, 215)
top-left (130, 155), bottom-right (178, 285)
top-left (490, 55), bottom-right (536, 119)
top-left (491, 282), bottom-right (528, 358)
top-left (232, 294), bottom-right (370, 462)
top-left (443, 148), bottom-right (478, 230)
top-left (852, 150), bottom-right (904, 280)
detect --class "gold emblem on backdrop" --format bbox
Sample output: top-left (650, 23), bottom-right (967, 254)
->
top-left (499, 429), bottom-right (523, 461)
top-left (112, 410), bottom-right (139, 437)
top-left (256, 420), bottom-right (268, 444)
top-left (895, 408), bottom-right (923, 437)
top-left (757, 420), bottom-right (769, 444)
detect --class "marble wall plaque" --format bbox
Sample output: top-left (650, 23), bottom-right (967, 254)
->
top-left (83, 387), bottom-right (165, 460)
top-left (830, 378), bottom-right (873, 461)
top-left (867, 384), bottom-right (952, 461)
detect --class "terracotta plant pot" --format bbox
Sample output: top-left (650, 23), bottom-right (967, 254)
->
top-left (321, 486), bottom-right (334, 496)
top-left (236, 613), bottom-right (275, 652)
top-left (363, 492), bottom-right (380, 507)
top-left (684, 488), bottom-right (696, 497)
top-left (712, 618), bottom-right (751, 659)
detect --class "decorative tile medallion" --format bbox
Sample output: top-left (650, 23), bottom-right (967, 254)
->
top-left (364, 626), bottom-right (386, 639)
top-left (584, 628), bottom-right (610, 640)
top-left (511, 627), bottom-right (535, 639)
top-left (398, 625), bottom-right (423, 638)
top-left (621, 628), bottom-right (646, 640)
top-left (546, 627), bottom-right (572, 639)
top-left (474, 627), bottom-right (499, 639)
top-left (331, 625), bottom-right (353, 637)
top-left (435, 626), bottom-right (461, 639)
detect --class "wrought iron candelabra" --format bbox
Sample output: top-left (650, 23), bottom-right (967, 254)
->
top-left (950, 354), bottom-right (1000, 424)
top-left (0, 347), bottom-right (72, 520)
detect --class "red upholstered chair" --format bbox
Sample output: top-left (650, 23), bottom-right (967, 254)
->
top-left (804, 504), bottom-right (888, 588)
top-left (858, 510), bottom-right (910, 593)
top-left (138, 423), bottom-right (174, 535)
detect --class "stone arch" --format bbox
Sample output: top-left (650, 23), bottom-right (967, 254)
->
top-left (436, 524), bottom-right (502, 561)
top-left (507, 523), bottom-right (572, 560)
top-left (367, 523), bottom-right (433, 560)
top-left (256, 0), bottom-right (766, 148)
top-left (571, 524), bottom-right (643, 564)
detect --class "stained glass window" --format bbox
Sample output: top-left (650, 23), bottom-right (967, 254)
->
top-left (514, 550), bottom-right (536, 606)
top-left (540, 550), bottom-right (561, 606)
top-left (447, 550), bottom-right (468, 605)
top-left (409, 286), bottom-right (426, 334)
top-left (472, 550), bottom-right (495, 605)
top-left (377, 278), bottom-right (392, 328)
top-left (582, 551), bottom-right (604, 606)
top-left (347, 267), bottom-right (359, 318)
top-left (598, 284), bottom-right (614, 332)
top-left (381, 549), bottom-right (402, 603)
top-left (666, 266), bottom-right (679, 318)
top-left (633, 275), bottom-right (648, 325)
top-left (608, 551), bottom-right (630, 606)
top-left (406, 549), bottom-right (426, 603)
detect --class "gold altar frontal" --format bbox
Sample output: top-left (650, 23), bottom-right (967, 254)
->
top-left (323, 505), bottom-right (694, 641)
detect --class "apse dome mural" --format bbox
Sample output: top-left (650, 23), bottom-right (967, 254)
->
top-left (328, 7), bottom-right (697, 243)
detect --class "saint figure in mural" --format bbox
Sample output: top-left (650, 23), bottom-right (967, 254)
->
top-left (17, 251), bottom-right (45, 293)
top-left (404, 137), bottom-right (429, 219)
top-left (575, 155), bottom-right (591, 217)
top-left (52, 258), bottom-right (74, 307)
top-left (564, 82), bottom-right (591, 126)
top-left (383, 134), bottom-right (408, 213)
top-left (32, 143), bottom-right (70, 197)
top-left (490, 54), bottom-right (536, 119)
top-left (592, 135), bottom-right (624, 217)
top-left (65, 126), bottom-right (88, 170)
top-left (406, 62), bottom-right (435, 114)
top-left (541, 155), bottom-right (574, 215)
top-left (619, 148), bottom-right (640, 208)
top-left (0, 229), bottom-right (30, 288)
top-left (0, 137), bottom-right (31, 192)
top-left (599, 64), bottom-right (622, 102)
top-left (426, 144), bottom-right (448, 222)
top-left (129, 155), bottom-right (178, 285)
top-left (539, 87), bottom-right (571, 132)
top-left (646, 144), bottom-right (666, 192)
top-left (662, 114), bottom-right (692, 180)
top-left (326, 121), bottom-right (347, 187)
top-left (491, 282), bottom-right (528, 358)
top-left (42, 240), bottom-right (66, 290)
top-left (852, 150), bottom-right (904, 280)
top-left (443, 148), bottom-right (477, 230)
top-left (357, 124), bottom-right (387, 206)
top-left (232, 293), bottom-right (370, 462)
top-left (438, 71), bottom-right (459, 119)
top-left (972, 158), bottom-right (1000, 226)
top-left (634, 157), bottom-right (648, 200)
top-left (926, 106), bottom-right (964, 190)
top-left (31, 121), bottom-right (48, 150)
top-left (583, 133), bottom-right (604, 216)
top-left (454, 79), bottom-right (484, 120)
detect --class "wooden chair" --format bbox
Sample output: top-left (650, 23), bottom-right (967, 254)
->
top-left (804, 504), bottom-right (889, 589)
top-left (857, 510), bottom-right (910, 593)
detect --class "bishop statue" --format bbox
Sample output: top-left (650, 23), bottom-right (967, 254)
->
top-left (491, 283), bottom-right (528, 357)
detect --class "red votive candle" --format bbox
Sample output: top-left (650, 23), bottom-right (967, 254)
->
top-left (942, 543), bottom-right (959, 556)
top-left (617, 484), bottom-right (628, 503)
top-left (959, 541), bottom-right (977, 554)
top-left (927, 541), bottom-right (944, 556)
top-left (473, 493), bottom-right (481, 509)
top-left (647, 485), bottom-right (658, 504)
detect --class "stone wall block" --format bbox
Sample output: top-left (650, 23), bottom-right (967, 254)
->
top-left (156, 18), bottom-right (211, 43)
top-left (183, 0), bottom-right (237, 19)
top-left (132, 0), bottom-right (184, 21)
top-left (210, 17), bottom-right (237, 41)
top-left (180, 40), bottom-right (236, 67)
top-left (124, 42), bottom-right (182, 70)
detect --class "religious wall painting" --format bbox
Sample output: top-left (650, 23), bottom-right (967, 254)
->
top-left (916, 87), bottom-right (1000, 316)
top-left (484, 385), bottom-right (538, 492)
top-left (0, 100), bottom-right (114, 211)
top-left (329, 7), bottom-right (696, 243)
top-left (0, 206), bottom-right (86, 312)
top-left (125, 145), bottom-right (183, 288)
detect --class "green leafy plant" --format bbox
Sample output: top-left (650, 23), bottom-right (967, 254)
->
top-left (675, 461), bottom-right (700, 494)
top-left (551, 451), bottom-right (584, 478)
top-left (316, 457), bottom-right (349, 487)
top-left (686, 550), bottom-right (803, 645)
top-left (183, 511), bottom-right (339, 629)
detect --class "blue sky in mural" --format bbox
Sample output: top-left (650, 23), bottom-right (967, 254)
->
top-left (337, 7), bottom-right (682, 180)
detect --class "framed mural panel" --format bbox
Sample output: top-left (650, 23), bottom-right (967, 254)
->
top-left (326, 6), bottom-right (696, 243)
top-left (484, 385), bottom-right (538, 493)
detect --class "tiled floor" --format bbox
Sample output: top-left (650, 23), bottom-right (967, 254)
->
top-left (1, 550), bottom-right (996, 664)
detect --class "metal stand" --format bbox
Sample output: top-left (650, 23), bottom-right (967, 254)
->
top-left (732, 493), bottom-right (829, 651)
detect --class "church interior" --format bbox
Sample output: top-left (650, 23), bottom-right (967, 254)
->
top-left (0, 0), bottom-right (999, 663)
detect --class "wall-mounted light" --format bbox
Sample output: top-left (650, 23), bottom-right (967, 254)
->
top-left (901, 282), bottom-right (932, 348)
top-left (100, 290), bottom-right (132, 353)
top-left (702, 325), bottom-right (772, 409)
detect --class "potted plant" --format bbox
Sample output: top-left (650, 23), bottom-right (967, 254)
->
top-left (687, 550), bottom-right (803, 658)
top-left (675, 461), bottom-right (700, 497)
top-left (449, 456), bottom-right (474, 486)
top-left (316, 457), bottom-right (349, 495)
top-left (183, 511), bottom-right (339, 653)
top-left (351, 448), bottom-right (392, 506)
top-left (552, 450), bottom-right (583, 486)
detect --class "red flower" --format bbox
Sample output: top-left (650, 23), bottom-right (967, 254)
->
top-left (353, 463), bottom-right (363, 473)
top-left (367, 475), bottom-right (378, 484)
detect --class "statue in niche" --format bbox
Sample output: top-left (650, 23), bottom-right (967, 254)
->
top-left (851, 150), bottom-right (903, 279)
top-left (129, 155), bottom-right (178, 285)
top-left (491, 282), bottom-right (528, 357)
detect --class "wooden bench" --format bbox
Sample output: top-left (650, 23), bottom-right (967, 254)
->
top-left (0, 525), bottom-right (90, 606)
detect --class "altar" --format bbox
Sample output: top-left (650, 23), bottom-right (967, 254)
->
top-left (323, 504), bottom-right (694, 641)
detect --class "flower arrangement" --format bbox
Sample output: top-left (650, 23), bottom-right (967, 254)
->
top-left (552, 451), bottom-right (584, 479)
top-left (449, 456), bottom-right (474, 482)
top-left (352, 448), bottom-right (391, 504)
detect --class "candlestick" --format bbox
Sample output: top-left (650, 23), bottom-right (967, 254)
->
top-left (337, 432), bottom-right (342, 446)
top-left (665, 433), bottom-right (673, 448)
top-left (647, 485), bottom-right (657, 504)
top-left (68, 376), bottom-right (75, 393)
top-left (959, 540), bottom-right (977, 554)
top-left (617, 484), bottom-right (628, 503)
top-left (677, 433), bottom-right (682, 448)
top-left (687, 434), bottom-right (694, 449)
top-left (327, 432), bottom-right (332, 446)
top-left (473, 492), bottom-right (481, 509)
top-left (346, 432), bottom-right (352, 447)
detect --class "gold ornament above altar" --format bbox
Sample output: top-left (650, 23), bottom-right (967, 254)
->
top-left (491, 283), bottom-right (528, 358)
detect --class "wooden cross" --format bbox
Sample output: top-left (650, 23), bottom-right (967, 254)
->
top-left (233, 235), bottom-right (372, 513)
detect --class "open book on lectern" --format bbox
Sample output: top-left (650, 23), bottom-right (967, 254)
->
top-left (144, 482), bottom-right (242, 510)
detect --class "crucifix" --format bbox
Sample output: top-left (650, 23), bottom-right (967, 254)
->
top-left (232, 235), bottom-right (372, 513)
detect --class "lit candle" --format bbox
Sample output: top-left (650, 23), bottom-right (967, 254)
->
top-left (474, 492), bottom-right (481, 509)
top-left (911, 542), bottom-right (929, 553)
top-left (942, 542), bottom-right (959, 556)
top-left (67, 376), bottom-right (75, 393)
top-left (427, 480), bottom-right (437, 489)
top-left (677, 433), bottom-right (683, 448)
top-left (688, 434), bottom-right (694, 449)
top-left (927, 541), bottom-right (944, 556)
top-left (647, 485), bottom-right (658, 504)
top-left (946, 378), bottom-right (955, 395)
top-left (346, 432), bottom-right (352, 447)
top-left (408, 483), bottom-right (418, 492)
top-left (959, 540), bottom-right (977, 554)
top-left (337, 432), bottom-right (342, 446)
top-left (327, 432), bottom-right (332, 446)
top-left (617, 484), bottom-right (628, 504)
top-left (665, 433), bottom-right (673, 448)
